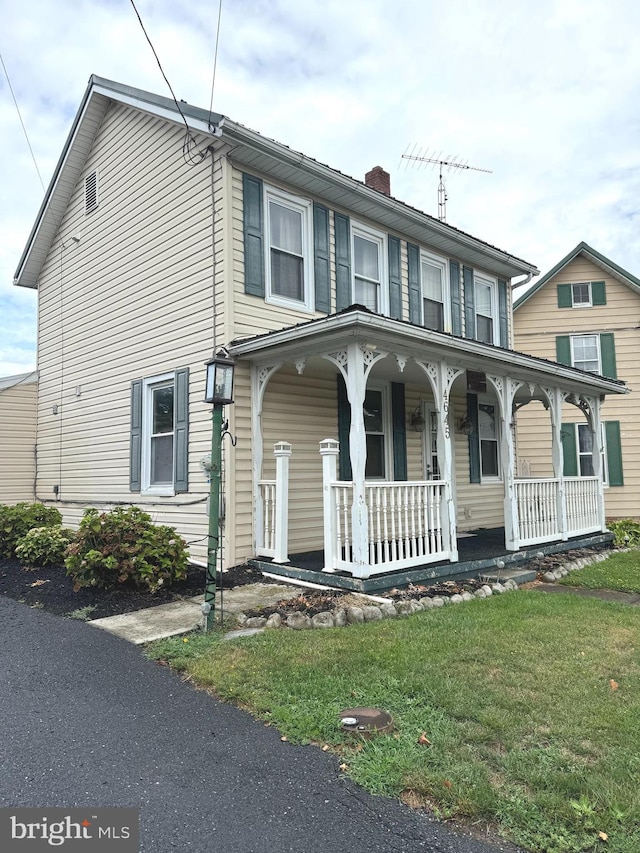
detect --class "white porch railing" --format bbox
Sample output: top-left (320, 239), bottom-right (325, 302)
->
top-left (515, 478), bottom-right (560, 546)
top-left (257, 480), bottom-right (277, 558)
top-left (256, 441), bottom-right (291, 563)
top-left (565, 476), bottom-right (600, 536)
top-left (332, 480), bottom-right (448, 573)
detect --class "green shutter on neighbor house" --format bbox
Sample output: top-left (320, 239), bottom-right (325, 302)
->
top-left (242, 173), bottom-right (264, 297)
top-left (600, 333), bottom-right (617, 378)
top-left (391, 382), bottom-right (407, 481)
top-left (130, 379), bottom-right (142, 493)
top-left (388, 236), bottom-right (402, 320)
top-left (463, 266), bottom-right (475, 339)
top-left (449, 260), bottom-right (462, 336)
top-left (561, 423), bottom-right (578, 476)
top-left (334, 212), bottom-right (352, 312)
top-left (605, 421), bottom-right (624, 486)
top-left (337, 373), bottom-right (352, 480)
top-left (555, 335), bottom-right (571, 366)
top-left (174, 367), bottom-right (189, 493)
top-left (592, 281), bottom-right (607, 305)
top-left (557, 284), bottom-right (573, 308)
top-left (467, 392), bottom-right (480, 483)
top-left (498, 278), bottom-right (509, 347)
top-left (313, 203), bottom-right (330, 313)
top-left (407, 243), bottom-right (421, 324)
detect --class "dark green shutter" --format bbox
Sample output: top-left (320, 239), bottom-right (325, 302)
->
top-left (600, 333), bottom-right (617, 378)
top-left (391, 382), bottom-right (407, 481)
top-left (556, 335), bottom-right (571, 366)
top-left (557, 284), bottom-right (572, 308)
top-left (130, 380), bottom-right (142, 492)
top-left (313, 203), bottom-right (330, 313)
top-left (463, 266), bottom-right (475, 339)
top-left (591, 281), bottom-right (606, 305)
top-left (605, 421), bottom-right (623, 486)
top-left (242, 173), bottom-right (264, 297)
top-left (561, 423), bottom-right (578, 476)
top-left (388, 236), bottom-right (402, 320)
top-left (334, 212), bottom-right (351, 312)
top-left (407, 243), bottom-right (421, 324)
top-left (449, 260), bottom-right (462, 336)
top-left (337, 374), bottom-right (352, 480)
top-left (174, 367), bottom-right (189, 493)
top-left (467, 393), bottom-right (480, 483)
top-left (498, 278), bottom-right (508, 347)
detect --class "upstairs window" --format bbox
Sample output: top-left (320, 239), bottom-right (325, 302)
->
top-left (421, 253), bottom-right (448, 332)
top-left (475, 276), bottom-right (497, 344)
top-left (557, 281), bottom-right (606, 308)
top-left (571, 335), bottom-right (600, 373)
top-left (265, 187), bottom-right (313, 311)
top-left (572, 283), bottom-right (591, 307)
top-left (352, 224), bottom-right (386, 314)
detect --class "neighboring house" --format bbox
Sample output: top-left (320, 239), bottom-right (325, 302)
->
top-left (13, 77), bottom-right (627, 580)
top-left (0, 372), bottom-right (37, 504)
top-left (513, 242), bottom-right (636, 521)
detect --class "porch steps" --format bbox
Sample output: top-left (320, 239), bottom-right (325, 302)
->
top-left (478, 568), bottom-right (537, 586)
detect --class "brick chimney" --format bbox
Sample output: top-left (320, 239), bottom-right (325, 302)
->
top-left (365, 165), bottom-right (391, 196)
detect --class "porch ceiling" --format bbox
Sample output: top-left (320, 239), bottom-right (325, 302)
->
top-left (229, 309), bottom-right (628, 399)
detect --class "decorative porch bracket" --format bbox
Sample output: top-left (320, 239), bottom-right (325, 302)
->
top-left (251, 362), bottom-right (283, 552)
top-left (323, 343), bottom-right (388, 574)
top-left (414, 359), bottom-right (463, 562)
top-left (487, 375), bottom-right (523, 551)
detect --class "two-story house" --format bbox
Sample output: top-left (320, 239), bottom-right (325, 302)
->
top-left (13, 77), bottom-right (627, 582)
top-left (514, 242), bottom-right (633, 522)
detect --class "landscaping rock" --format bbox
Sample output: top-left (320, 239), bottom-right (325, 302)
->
top-left (395, 600), bottom-right (415, 616)
top-left (236, 613), bottom-right (248, 626)
top-left (474, 589), bottom-right (487, 599)
top-left (543, 571), bottom-right (556, 583)
top-left (312, 611), bottom-right (335, 629)
top-left (420, 597), bottom-right (434, 609)
top-left (481, 584), bottom-right (493, 596)
top-left (450, 594), bottom-right (464, 604)
top-left (333, 608), bottom-right (347, 627)
top-left (410, 599), bottom-right (423, 612)
top-left (440, 596), bottom-right (452, 605)
top-left (492, 583), bottom-right (505, 594)
top-left (378, 602), bottom-right (397, 618)
top-left (265, 613), bottom-right (282, 629)
top-left (245, 616), bottom-right (267, 628)
top-left (362, 605), bottom-right (383, 621)
top-left (286, 612), bottom-right (312, 630)
top-left (346, 606), bottom-right (364, 624)
top-left (431, 597), bottom-right (445, 607)
top-left (461, 591), bottom-right (474, 602)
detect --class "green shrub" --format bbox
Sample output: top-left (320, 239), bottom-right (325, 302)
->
top-left (608, 518), bottom-right (640, 548)
top-left (65, 506), bottom-right (188, 593)
top-left (0, 502), bottom-right (63, 558)
top-left (15, 525), bottom-right (75, 567)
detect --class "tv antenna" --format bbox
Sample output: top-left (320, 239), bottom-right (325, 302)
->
top-left (401, 146), bottom-right (492, 223)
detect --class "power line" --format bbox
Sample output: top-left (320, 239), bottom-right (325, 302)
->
top-left (208, 0), bottom-right (224, 130)
top-left (0, 51), bottom-right (45, 191)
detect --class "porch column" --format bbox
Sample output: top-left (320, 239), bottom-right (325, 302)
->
top-left (437, 363), bottom-right (460, 562)
top-left (251, 363), bottom-right (283, 553)
top-left (320, 439), bottom-right (339, 572)
top-left (546, 387), bottom-right (568, 541)
top-left (272, 441), bottom-right (291, 564)
top-left (589, 395), bottom-right (607, 532)
top-left (488, 375), bottom-right (522, 551)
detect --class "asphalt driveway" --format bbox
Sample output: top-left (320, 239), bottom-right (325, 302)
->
top-left (0, 596), bottom-right (520, 852)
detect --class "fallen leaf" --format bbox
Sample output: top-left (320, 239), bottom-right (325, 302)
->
top-left (599, 831), bottom-right (608, 841)
top-left (418, 733), bottom-right (432, 746)
top-left (609, 679), bottom-right (619, 691)
top-left (322, 745), bottom-right (330, 752)
top-left (442, 780), bottom-right (452, 789)
top-left (29, 579), bottom-right (50, 587)
top-left (280, 736), bottom-right (288, 742)
top-left (339, 763), bottom-right (349, 771)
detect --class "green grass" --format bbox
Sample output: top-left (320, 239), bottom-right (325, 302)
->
top-left (559, 550), bottom-right (640, 595)
top-left (147, 593), bottom-right (640, 853)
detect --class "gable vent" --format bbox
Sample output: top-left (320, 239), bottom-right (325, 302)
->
top-left (84, 170), bottom-right (98, 214)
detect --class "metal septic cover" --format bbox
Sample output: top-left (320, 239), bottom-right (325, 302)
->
top-left (339, 707), bottom-right (394, 735)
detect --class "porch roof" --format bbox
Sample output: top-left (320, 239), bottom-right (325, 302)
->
top-left (228, 307), bottom-right (628, 398)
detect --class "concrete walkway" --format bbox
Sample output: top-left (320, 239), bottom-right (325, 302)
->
top-left (89, 582), bottom-right (305, 644)
top-left (535, 582), bottom-right (640, 605)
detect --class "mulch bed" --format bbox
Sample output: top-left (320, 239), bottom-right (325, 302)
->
top-left (0, 559), bottom-right (267, 620)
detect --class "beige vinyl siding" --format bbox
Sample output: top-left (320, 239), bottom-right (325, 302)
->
top-left (0, 376), bottom-right (37, 503)
top-left (514, 256), bottom-right (640, 519)
top-left (35, 102), bottom-right (225, 561)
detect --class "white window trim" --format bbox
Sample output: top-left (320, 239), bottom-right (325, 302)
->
top-left (420, 251), bottom-right (450, 332)
top-left (422, 401), bottom-right (441, 480)
top-left (570, 334), bottom-right (601, 374)
top-left (474, 273), bottom-right (498, 344)
top-left (364, 382), bottom-right (393, 481)
top-left (575, 422), bottom-right (608, 486)
top-left (141, 372), bottom-right (175, 496)
top-left (478, 396), bottom-right (501, 483)
top-left (264, 185), bottom-right (314, 313)
top-left (351, 221), bottom-right (389, 316)
top-left (571, 282), bottom-right (592, 308)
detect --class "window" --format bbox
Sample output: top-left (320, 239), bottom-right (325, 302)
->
top-left (421, 253), bottom-right (448, 332)
top-left (364, 387), bottom-right (388, 478)
top-left (131, 369), bottom-right (189, 495)
top-left (265, 187), bottom-right (313, 311)
top-left (352, 224), bottom-right (386, 314)
top-left (561, 420), bottom-right (623, 486)
top-left (571, 335), bottom-right (600, 373)
top-left (423, 404), bottom-right (440, 479)
top-left (557, 281), bottom-right (606, 308)
top-left (478, 402), bottom-right (499, 478)
top-left (572, 283), bottom-right (591, 307)
top-left (474, 275), bottom-right (497, 344)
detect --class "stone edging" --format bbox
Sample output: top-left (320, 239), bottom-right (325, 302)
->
top-left (540, 549), bottom-right (609, 583)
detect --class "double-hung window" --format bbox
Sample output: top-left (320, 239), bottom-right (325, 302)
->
top-left (557, 281), bottom-right (606, 308)
top-left (265, 187), bottom-right (313, 311)
top-left (363, 386), bottom-right (391, 479)
top-left (352, 223), bottom-right (386, 314)
top-left (474, 275), bottom-right (497, 344)
top-left (478, 402), bottom-right (499, 479)
top-left (421, 252), bottom-right (448, 332)
top-left (572, 283), bottom-right (591, 307)
top-left (571, 335), bottom-right (600, 373)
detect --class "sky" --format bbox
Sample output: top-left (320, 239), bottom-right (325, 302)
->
top-left (1, 0), bottom-right (640, 376)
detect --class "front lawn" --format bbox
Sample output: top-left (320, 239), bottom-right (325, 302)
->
top-left (559, 549), bottom-right (640, 595)
top-left (148, 592), bottom-right (640, 853)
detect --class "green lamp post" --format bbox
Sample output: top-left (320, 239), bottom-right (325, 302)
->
top-left (203, 351), bottom-right (235, 632)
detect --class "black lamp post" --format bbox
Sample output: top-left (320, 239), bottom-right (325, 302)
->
top-left (203, 351), bottom-right (235, 632)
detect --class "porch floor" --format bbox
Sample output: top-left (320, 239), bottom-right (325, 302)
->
top-left (250, 528), bottom-right (614, 594)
